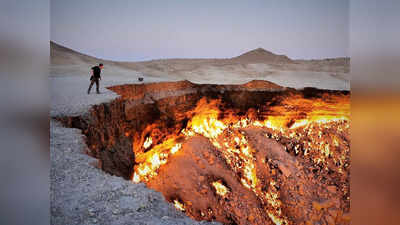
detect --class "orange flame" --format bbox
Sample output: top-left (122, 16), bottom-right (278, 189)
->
top-left (143, 136), bottom-right (152, 149)
top-left (174, 200), bottom-right (185, 211)
top-left (132, 94), bottom-right (350, 224)
top-left (131, 93), bottom-right (350, 224)
top-left (132, 94), bottom-right (349, 182)
top-left (212, 181), bottom-right (229, 197)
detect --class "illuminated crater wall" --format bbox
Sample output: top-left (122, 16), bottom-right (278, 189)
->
top-left (59, 80), bottom-right (350, 225)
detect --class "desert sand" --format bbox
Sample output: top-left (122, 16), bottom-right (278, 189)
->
top-left (51, 41), bottom-right (349, 89)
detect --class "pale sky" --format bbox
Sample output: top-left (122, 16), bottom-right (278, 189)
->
top-left (51, 0), bottom-right (349, 61)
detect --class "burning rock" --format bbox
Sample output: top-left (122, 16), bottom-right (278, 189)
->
top-left (212, 180), bottom-right (229, 198)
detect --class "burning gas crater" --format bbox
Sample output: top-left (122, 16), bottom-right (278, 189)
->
top-left (59, 81), bottom-right (350, 225)
top-left (131, 92), bottom-right (350, 225)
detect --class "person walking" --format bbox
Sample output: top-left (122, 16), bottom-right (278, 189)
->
top-left (87, 63), bottom-right (104, 94)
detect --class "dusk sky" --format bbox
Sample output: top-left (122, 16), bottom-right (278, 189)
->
top-left (51, 0), bottom-right (349, 61)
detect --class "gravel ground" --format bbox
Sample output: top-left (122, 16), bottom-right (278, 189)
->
top-left (49, 72), bottom-right (180, 117)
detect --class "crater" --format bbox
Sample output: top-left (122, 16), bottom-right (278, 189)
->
top-left (57, 80), bottom-right (350, 225)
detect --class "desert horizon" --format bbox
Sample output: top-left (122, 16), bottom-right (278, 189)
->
top-left (51, 40), bottom-right (350, 62)
top-left (50, 41), bottom-right (350, 90)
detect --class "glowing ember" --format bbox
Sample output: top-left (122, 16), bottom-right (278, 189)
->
top-left (173, 200), bottom-right (185, 211)
top-left (132, 172), bottom-right (140, 183)
top-left (212, 181), bottom-right (229, 197)
top-left (143, 136), bottom-right (152, 149)
top-left (130, 92), bottom-right (350, 225)
top-left (170, 143), bottom-right (182, 154)
top-left (133, 94), bottom-right (350, 184)
top-left (187, 98), bottom-right (227, 139)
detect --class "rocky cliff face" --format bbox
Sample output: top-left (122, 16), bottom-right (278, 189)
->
top-left (57, 80), bottom-right (288, 179)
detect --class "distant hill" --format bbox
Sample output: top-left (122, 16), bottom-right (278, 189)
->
top-left (232, 48), bottom-right (293, 64)
top-left (50, 41), bottom-right (107, 65)
top-left (50, 41), bottom-right (349, 80)
top-left (50, 41), bottom-right (134, 76)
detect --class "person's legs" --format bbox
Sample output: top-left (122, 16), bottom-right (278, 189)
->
top-left (87, 80), bottom-right (95, 94)
top-left (95, 79), bottom-right (100, 94)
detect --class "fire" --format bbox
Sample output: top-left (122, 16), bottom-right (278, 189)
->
top-left (130, 93), bottom-right (350, 224)
top-left (218, 131), bottom-right (258, 189)
top-left (173, 200), bottom-right (185, 211)
top-left (212, 181), bottom-right (229, 197)
top-left (170, 143), bottom-right (182, 154)
top-left (186, 98), bottom-right (227, 139)
top-left (259, 94), bottom-right (349, 130)
top-left (132, 172), bottom-right (140, 183)
top-left (143, 136), bottom-right (152, 149)
top-left (133, 138), bottom-right (180, 182)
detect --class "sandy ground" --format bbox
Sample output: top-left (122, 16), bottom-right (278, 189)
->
top-left (50, 42), bottom-right (350, 225)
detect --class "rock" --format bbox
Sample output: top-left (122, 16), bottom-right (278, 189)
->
top-left (279, 164), bottom-right (291, 177)
top-left (247, 214), bottom-right (255, 222)
top-left (325, 215), bottom-right (335, 225)
top-left (312, 200), bottom-right (333, 211)
top-left (327, 185), bottom-right (337, 193)
top-left (199, 176), bottom-right (205, 182)
top-left (88, 208), bottom-right (96, 217)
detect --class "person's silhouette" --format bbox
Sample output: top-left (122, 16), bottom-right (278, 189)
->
top-left (87, 63), bottom-right (103, 94)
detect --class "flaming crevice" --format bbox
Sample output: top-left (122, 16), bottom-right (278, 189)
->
top-left (131, 92), bottom-right (350, 225)
top-left (58, 81), bottom-right (350, 225)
